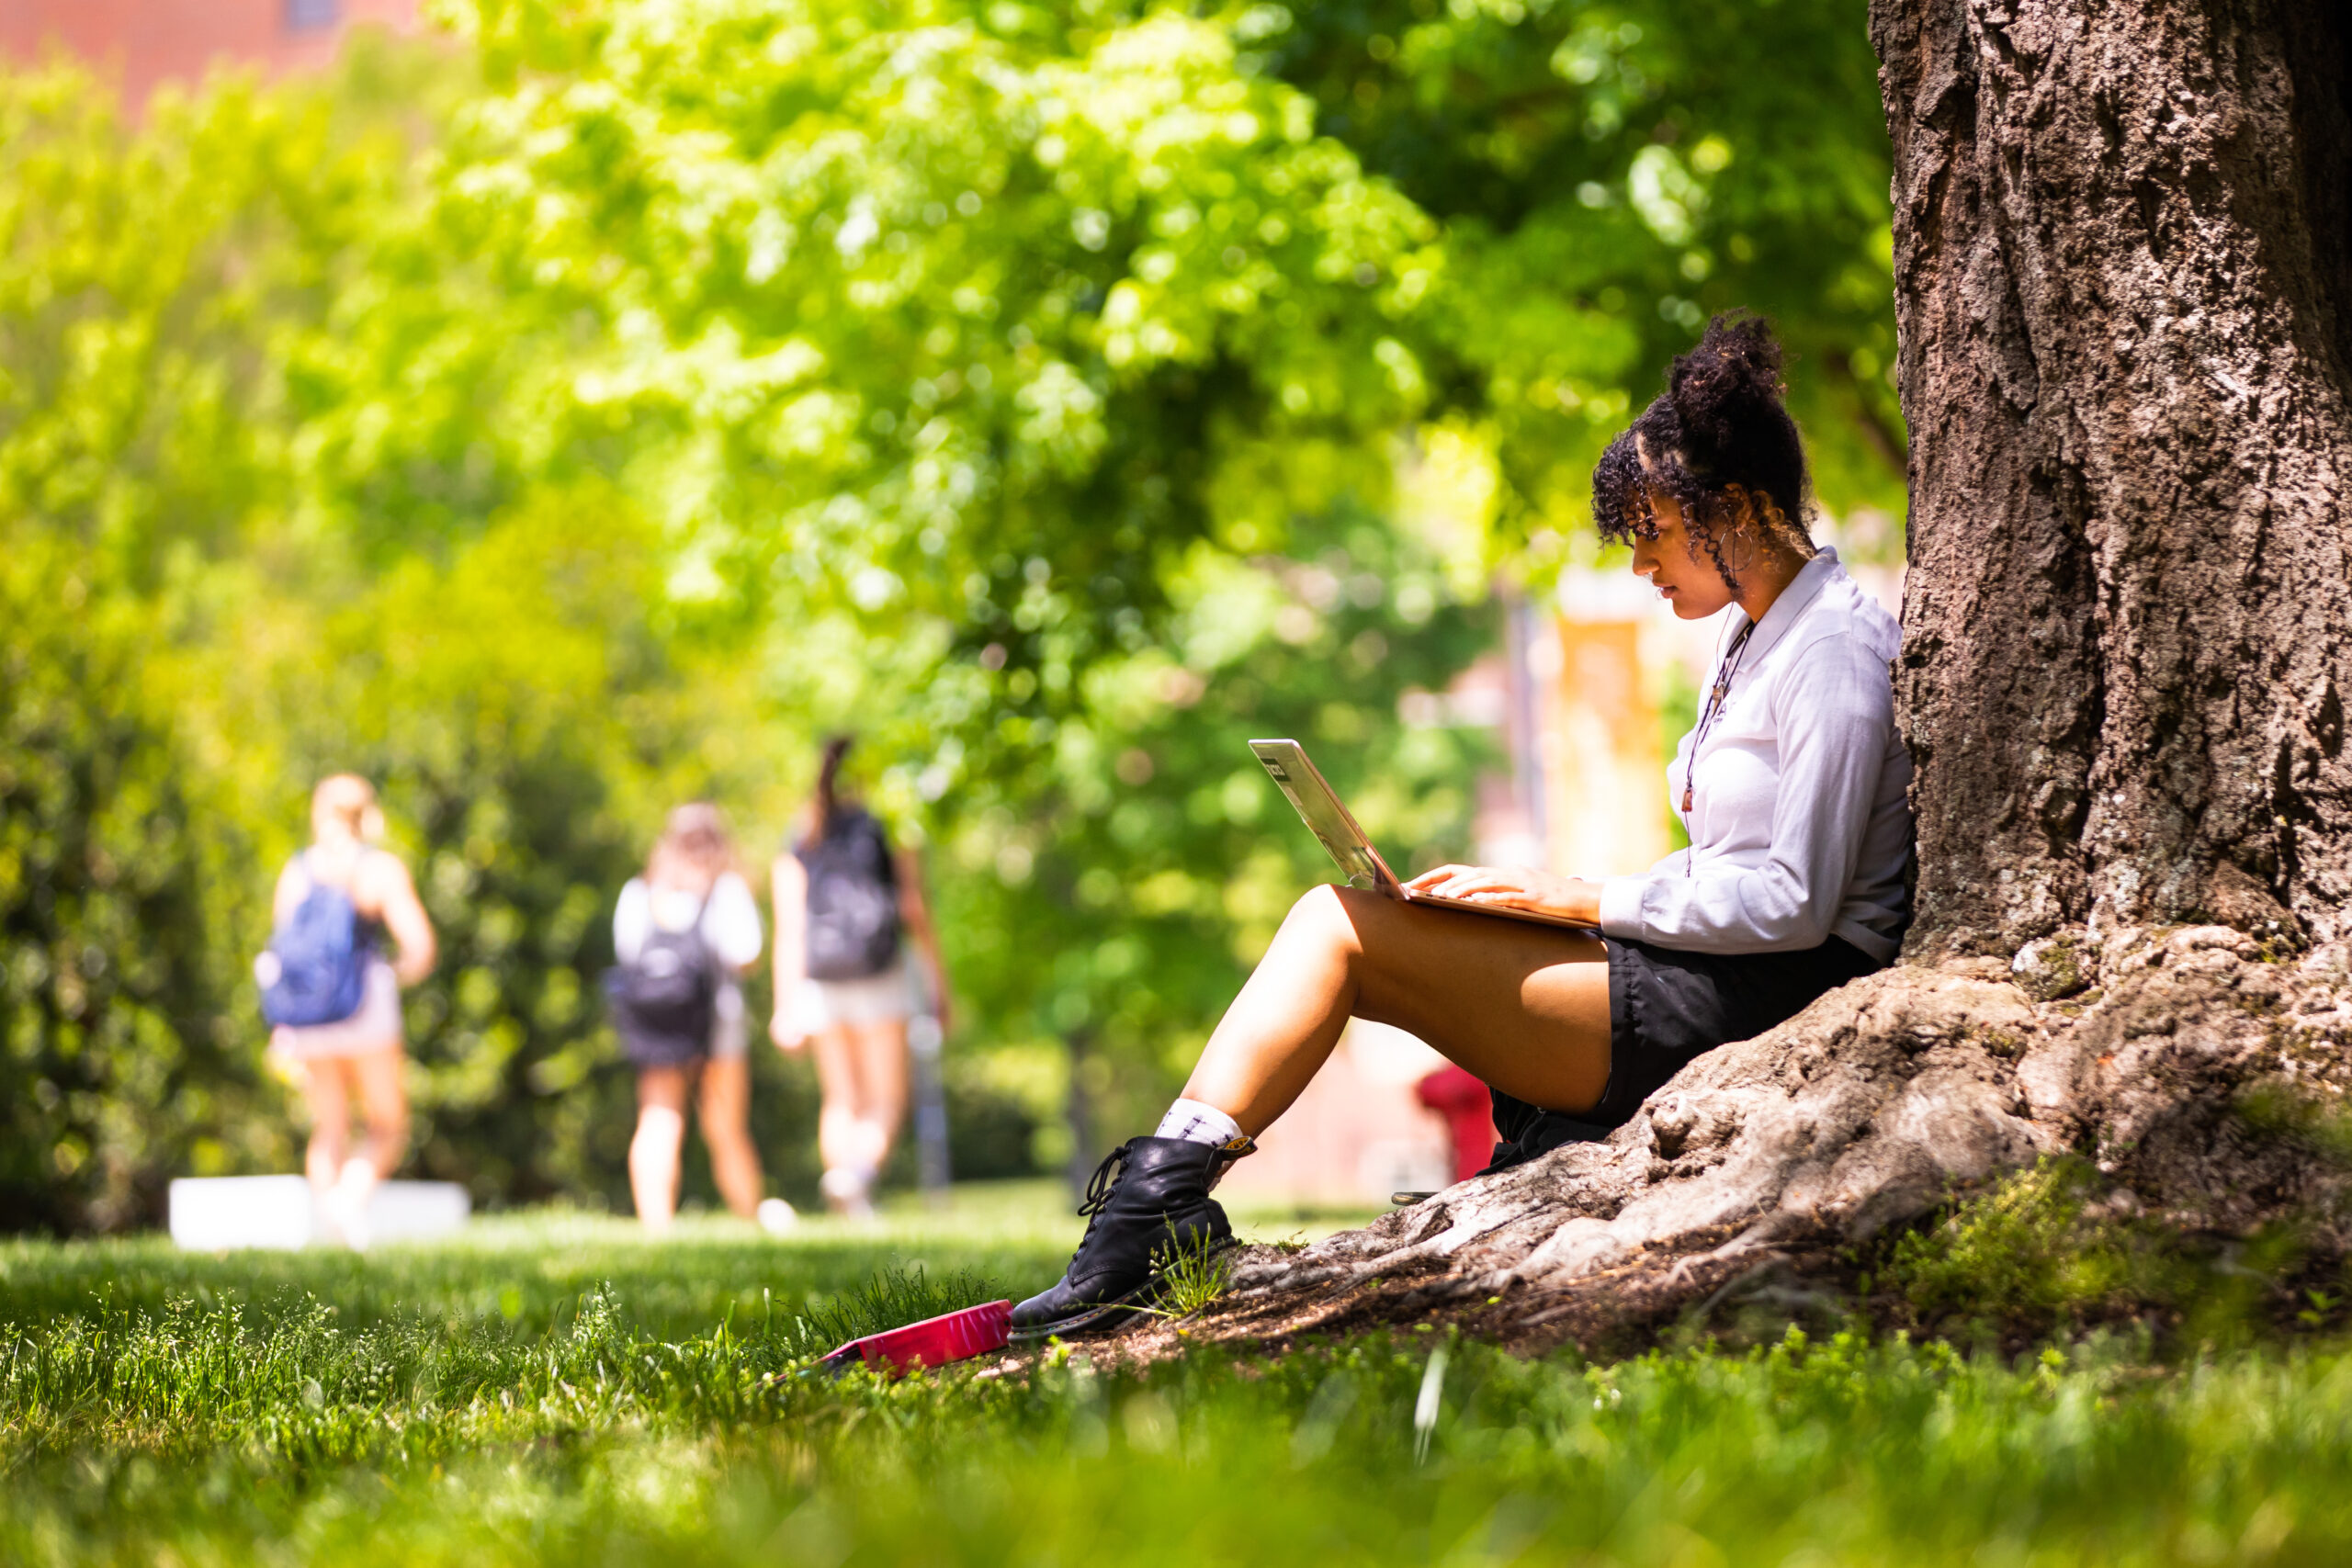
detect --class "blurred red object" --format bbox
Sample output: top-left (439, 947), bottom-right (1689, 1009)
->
top-left (1415, 1066), bottom-right (1498, 1184)
top-left (819, 1300), bottom-right (1012, 1379)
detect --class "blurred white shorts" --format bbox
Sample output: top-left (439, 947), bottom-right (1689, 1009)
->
top-left (791, 958), bottom-right (914, 1032)
top-left (710, 980), bottom-right (749, 1060)
top-left (270, 958), bottom-right (403, 1063)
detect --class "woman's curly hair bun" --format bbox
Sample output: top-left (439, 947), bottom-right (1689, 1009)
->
top-left (1589, 310), bottom-right (1811, 591)
top-left (1667, 313), bottom-right (1785, 478)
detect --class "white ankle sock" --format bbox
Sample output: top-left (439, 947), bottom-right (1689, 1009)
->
top-left (1155, 1098), bottom-right (1244, 1147)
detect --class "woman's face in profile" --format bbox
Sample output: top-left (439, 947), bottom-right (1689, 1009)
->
top-left (1629, 491), bottom-right (1740, 621)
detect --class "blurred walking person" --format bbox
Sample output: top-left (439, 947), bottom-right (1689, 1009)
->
top-left (771, 738), bottom-right (954, 1219)
top-left (608, 804), bottom-right (794, 1235)
top-left (258, 775), bottom-right (435, 1248)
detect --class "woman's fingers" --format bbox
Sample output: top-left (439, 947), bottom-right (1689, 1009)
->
top-left (1405, 863), bottom-right (1492, 894)
top-left (1404, 864), bottom-right (1597, 922)
top-left (1441, 870), bottom-right (1528, 899)
top-left (1404, 863), bottom-right (1555, 908)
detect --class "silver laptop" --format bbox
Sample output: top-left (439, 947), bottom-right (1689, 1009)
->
top-left (1248, 739), bottom-right (1593, 930)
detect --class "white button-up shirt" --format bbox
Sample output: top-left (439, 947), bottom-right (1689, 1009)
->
top-left (1598, 547), bottom-right (1912, 961)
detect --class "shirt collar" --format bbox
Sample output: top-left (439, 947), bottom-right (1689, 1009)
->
top-left (1732, 545), bottom-right (1840, 660)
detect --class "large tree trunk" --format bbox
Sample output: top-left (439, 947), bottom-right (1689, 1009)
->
top-left (1182, 1), bottom-right (2352, 1348)
top-left (1891, 0), bottom-right (2352, 957)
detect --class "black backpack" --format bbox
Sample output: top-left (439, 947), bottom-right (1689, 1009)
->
top-left (800, 808), bottom-right (902, 980)
top-left (605, 896), bottom-right (719, 1067)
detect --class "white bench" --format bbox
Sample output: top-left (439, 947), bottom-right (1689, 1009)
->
top-left (168, 1175), bottom-right (469, 1250)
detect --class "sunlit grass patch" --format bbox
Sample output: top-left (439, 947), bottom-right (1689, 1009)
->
top-left (1147, 1227), bottom-right (1238, 1321)
top-left (9, 1201), bottom-right (2352, 1564)
top-left (12, 1302), bottom-right (2352, 1564)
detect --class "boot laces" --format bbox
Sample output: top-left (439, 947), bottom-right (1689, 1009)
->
top-left (1075, 1139), bottom-right (1135, 1221)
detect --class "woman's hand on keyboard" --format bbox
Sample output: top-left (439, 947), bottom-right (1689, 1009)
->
top-left (1403, 864), bottom-right (1602, 925)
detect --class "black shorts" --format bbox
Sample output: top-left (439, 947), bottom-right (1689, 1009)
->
top-left (1485, 933), bottom-right (1883, 1173)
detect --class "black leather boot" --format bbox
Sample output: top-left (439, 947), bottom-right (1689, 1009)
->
top-left (1009, 1134), bottom-right (1255, 1339)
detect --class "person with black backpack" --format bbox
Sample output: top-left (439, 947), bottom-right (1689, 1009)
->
top-left (258, 774), bottom-right (436, 1248)
top-left (769, 738), bottom-right (954, 1219)
top-left (609, 804), bottom-right (793, 1235)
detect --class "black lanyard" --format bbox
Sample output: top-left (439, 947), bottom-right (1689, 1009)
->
top-left (1681, 618), bottom-right (1757, 818)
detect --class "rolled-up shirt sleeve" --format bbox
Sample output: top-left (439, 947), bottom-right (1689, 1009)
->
top-left (1599, 632), bottom-right (1893, 953)
top-left (703, 872), bottom-right (765, 969)
top-left (613, 879), bottom-right (650, 965)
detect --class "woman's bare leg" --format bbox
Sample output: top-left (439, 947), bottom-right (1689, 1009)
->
top-left (811, 1026), bottom-right (865, 1179)
top-left (1182, 885), bottom-right (1611, 1135)
top-left (630, 1066), bottom-right (692, 1230)
top-left (846, 1019), bottom-right (910, 1171)
top-left (695, 1055), bottom-right (765, 1219)
top-left (308, 1047), bottom-right (407, 1247)
top-left (346, 1047), bottom-right (409, 1186)
top-left (300, 1058), bottom-right (353, 1199)
top-left (812, 1021), bottom-right (908, 1212)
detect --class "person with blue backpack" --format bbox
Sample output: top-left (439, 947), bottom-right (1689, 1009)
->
top-left (770, 738), bottom-right (954, 1220)
top-left (257, 774), bottom-right (436, 1248)
top-left (608, 804), bottom-right (794, 1235)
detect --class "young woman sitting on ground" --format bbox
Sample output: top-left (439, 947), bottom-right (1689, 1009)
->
top-left (1012, 312), bottom-right (1913, 1337)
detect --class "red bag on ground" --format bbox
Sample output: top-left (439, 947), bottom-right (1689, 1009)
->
top-left (818, 1300), bottom-right (1012, 1379)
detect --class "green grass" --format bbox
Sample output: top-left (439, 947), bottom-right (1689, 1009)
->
top-left (1879, 1156), bottom-right (2330, 1345)
top-left (8, 1186), bottom-right (2352, 1564)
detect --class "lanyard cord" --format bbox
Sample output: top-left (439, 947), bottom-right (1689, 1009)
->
top-left (1681, 617), bottom-right (1758, 847)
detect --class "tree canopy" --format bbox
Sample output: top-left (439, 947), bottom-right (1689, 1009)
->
top-left (0, 0), bottom-right (1902, 1228)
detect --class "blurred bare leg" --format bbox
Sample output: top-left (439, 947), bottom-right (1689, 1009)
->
top-left (345, 1047), bottom-right (409, 1186)
top-left (630, 1066), bottom-right (692, 1231)
top-left (695, 1055), bottom-right (764, 1219)
top-left (813, 1021), bottom-right (908, 1215)
top-left (300, 1058), bottom-right (353, 1200)
top-left (846, 1019), bottom-right (910, 1173)
top-left (1181, 885), bottom-right (1612, 1136)
top-left (811, 1025), bottom-right (864, 1180)
top-left (316, 1047), bottom-right (409, 1247)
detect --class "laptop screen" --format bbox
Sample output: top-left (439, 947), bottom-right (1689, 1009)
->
top-left (1249, 739), bottom-right (1393, 892)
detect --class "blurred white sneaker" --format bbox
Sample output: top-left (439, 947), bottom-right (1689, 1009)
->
top-left (325, 1165), bottom-right (373, 1252)
top-left (756, 1197), bottom-right (798, 1235)
top-left (819, 1167), bottom-right (876, 1222)
top-left (311, 1190), bottom-right (345, 1248)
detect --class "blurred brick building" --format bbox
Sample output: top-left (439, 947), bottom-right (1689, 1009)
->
top-left (0, 0), bottom-right (423, 114)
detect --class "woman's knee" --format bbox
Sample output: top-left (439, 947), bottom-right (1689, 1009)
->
top-left (1286, 883), bottom-right (1373, 953)
top-left (633, 1103), bottom-right (686, 1150)
top-left (637, 1066), bottom-right (691, 1111)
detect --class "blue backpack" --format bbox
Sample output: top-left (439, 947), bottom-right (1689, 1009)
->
top-left (258, 857), bottom-right (370, 1028)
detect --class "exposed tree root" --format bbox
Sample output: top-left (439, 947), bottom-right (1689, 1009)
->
top-left (1070, 928), bottom-right (2352, 1364)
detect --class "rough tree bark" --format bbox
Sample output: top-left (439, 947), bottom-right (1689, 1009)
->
top-left (1895, 0), bottom-right (2352, 954)
top-left (1192, 0), bottom-right (2352, 1346)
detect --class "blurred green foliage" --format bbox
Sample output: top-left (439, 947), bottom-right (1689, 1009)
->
top-left (1266, 0), bottom-right (1905, 558)
top-left (0, 535), bottom-right (237, 1232)
top-left (0, 0), bottom-right (1903, 1229)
